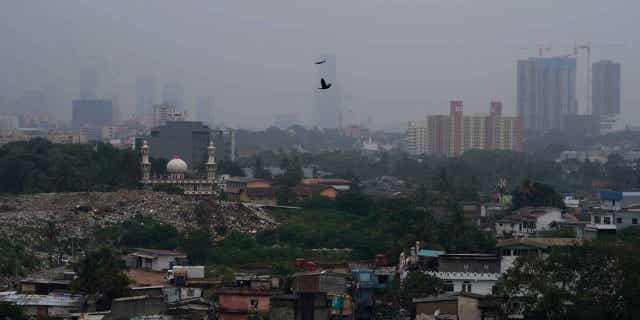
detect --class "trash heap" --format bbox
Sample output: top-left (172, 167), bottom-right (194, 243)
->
top-left (0, 190), bottom-right (278, 248)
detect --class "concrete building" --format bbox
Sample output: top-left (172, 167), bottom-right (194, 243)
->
top-left (136, 77), bottom-right (156, 116)
top-left (592, 60), bottom-right (621, 116)
top-left (313, 54), bottom-right (340, 129)
top-left (495, 207), bottom-right (564, 238)
top-left (71, 99), bottom-right (114, 128)
top-left (211, 128), bottom-right (237, 162)
top-left (426, 254), bottom-right (501, 295)
top-left (162, 82), bottom-right (185, 111)
top-left (463, 113), bottom-right (488, 152)
top-left (125, 249), bottom-right (188, 272)
top-left (406, 100), bottom-right (520, 156)
top-left (449, 100), bottom-right (464, 156)
top-left (152, 104), bottom-right (186, 128)
top-left (517, 57), bottom-right (577, 136)
top-left (149, 121), bottom-right (211, 170)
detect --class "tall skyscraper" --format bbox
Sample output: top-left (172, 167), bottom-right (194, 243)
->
top-left (517, 57), bottom-right (577, 136)
top-left (162, 82), bottom-right (185, 111)
top-left (312, 54), bottom-right (340, 129)
top-left (136, 77), bottom-right (156, 116)
top-left (79, 68), bottom-right (98, 99)
top-left (486, 100), bottom-right (502, 149)
top-left (449, 100), bottom-right (464, 157)
top-left (592, 60), bottom-right (621, 116)
top-left (72, 99), bottom-right (114, 128)
top-left (196, 96), bottom-right (215, 127)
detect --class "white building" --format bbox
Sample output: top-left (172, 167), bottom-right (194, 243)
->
top-left (426, 254), bottom-right (501, 295)
top-left (495, 207), bottom-right (564, 238)
top-left (125, 248), bottom-right (188, 271)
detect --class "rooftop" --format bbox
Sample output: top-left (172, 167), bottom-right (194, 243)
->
top-left (496, 237), bottom-right (583, 249)
top-left (0, 293), bottom-right (84, 307)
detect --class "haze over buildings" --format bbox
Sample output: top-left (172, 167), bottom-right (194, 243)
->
top-left (592, 60), bottom-right (621, 117)
top-left (0, 1), bottom-right (638, 129)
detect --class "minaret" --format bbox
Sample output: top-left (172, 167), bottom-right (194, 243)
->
top-left (206, 140), bottom-right (216, 181)
top-left (141, 140), bottom-right (151, 181)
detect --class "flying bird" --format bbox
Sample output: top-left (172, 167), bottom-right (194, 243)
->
top-left (315, 59), bottom-right (326, 64)
top-left (318, 78), bottom-right (332, 90)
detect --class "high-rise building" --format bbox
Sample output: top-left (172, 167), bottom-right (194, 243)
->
top-left (495, 117), bottom-right (522, 151)
top-left (79, 68), bottom-right (98, 99)
top-left (162, 82), bottom-right (185, 111)
top-left (486, 100), bottom-right (503, 149)
top-left (449, 100), bottom-right (464, 157)
top-left (72, 99), bottom-right (114, 128)
top-left (152, 104), bottom-right (186, 128)
top-left (406, 100), bottom-right (521, 157)
top-left (592, 60), bottom-right (621, 116)
top-left (313, 54), bottom-right (340, 129)
top-left (196, 96), bottom-right (215, 127)
top-left (149, 121), bottom-right (212, 171)
top-left (406, 120), bottom-right (428, 155)
top-left (136, 77), bottom-right (156, 116)
top-left (463, 114), bottom-right (488, 151)
top-left (517, 57), bottom-right (577, 136)
top-left (427, 115), bottom-right (450, 155)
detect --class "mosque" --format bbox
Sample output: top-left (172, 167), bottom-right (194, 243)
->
top-left (140, 140), bottom-right (217, 196)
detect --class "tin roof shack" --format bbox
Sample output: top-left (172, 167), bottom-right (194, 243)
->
top-left (125, 248), bottom-right (187, 271)
top-left (111, 295), bottom-right (167, 320)
top-left (291, 272), bottom-right (348, 320)
top-left (0, 292), bottom-right (84, 318)
top-left (414, 292), bottom-right (501, 320)
top-left (215, 288), bottom-right (275, 320)
top-left (19, 269), bottom-right (75, 295)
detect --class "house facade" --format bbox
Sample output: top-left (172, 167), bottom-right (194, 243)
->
top-left (426, 254), bottom-right (501, 295)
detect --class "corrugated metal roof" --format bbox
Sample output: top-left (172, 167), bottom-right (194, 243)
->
top-left (418, 249), bottom-right (445, 257)
top-left (0, 293), bottom-right (84, 307)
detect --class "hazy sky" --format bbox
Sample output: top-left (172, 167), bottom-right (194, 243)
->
top-left (0, 0), bottom-right (638, 129)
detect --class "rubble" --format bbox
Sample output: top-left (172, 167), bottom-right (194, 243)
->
top-left (0, 190), bottom-right (278, 253)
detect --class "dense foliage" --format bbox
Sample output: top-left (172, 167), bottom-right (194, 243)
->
top-left (511, 179), bottom-right (565, 210)
top-left (0, 236), bottom-right (39, 278)
top-left (495, 229), bottom-right (640, 320)
top-left (0, 139), bottom-right (140, 193)
top-left (257, 198), bottom-right (495, 260)
top-left (73, 247), bottom-right (131, 310)
top-left (0, 301), bottom-right (28, 320)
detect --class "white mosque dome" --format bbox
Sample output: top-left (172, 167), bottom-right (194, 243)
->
top-left (167, 157), bottom-right (188, 174)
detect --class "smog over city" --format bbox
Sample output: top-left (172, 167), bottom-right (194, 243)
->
top-left (2, 2), bottom-right (640, 319)
top-left (1, 0), bottom-right (638, 129)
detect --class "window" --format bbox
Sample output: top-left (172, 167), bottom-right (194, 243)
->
top-left (633, 218), bottom-right (638, 225)
top-left (444, 281), bottom-right (454, 292)
top-left (462, 281), bottom-right (472, 293)
top-left (483, 264), bottom-right (489, 270)
top-left (617, 217), bottom-right (622, 224)
top-left (463, 264), bottom-right (469, 271)
top-left (594, 216), bottom-right (601, 224)
top-left (604, 216), bottom-right (611, 225)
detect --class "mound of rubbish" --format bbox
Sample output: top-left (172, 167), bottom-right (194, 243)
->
top-left (0, 190), bottom-right (277, 247)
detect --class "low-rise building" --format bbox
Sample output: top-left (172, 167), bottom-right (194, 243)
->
top-left (0, 292), bottom-right (84, 318)
top-left (292, 184), bottom-right (338, 200)
top-left (495, 207), bottom-right (564, 238)
top-left (125, 249), bottom-right (188, 272)
top-left (225, 177), bottom-right (275, 204)
top-left (215, 288), bottom-right (274, 320)
top-left (302, 178), bottom-right (352, 191)
top-left (426, 254), bottom-right (501, 295)
top-left (497, 238), bottom-right (583, 273)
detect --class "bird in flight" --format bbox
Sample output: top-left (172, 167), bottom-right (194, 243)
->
top-left (315, 59), bottom-right (326, 64)
top-left (318, 78), bottom-right (332, 90)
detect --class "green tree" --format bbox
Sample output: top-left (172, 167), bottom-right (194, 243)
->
top-left (0, 301), bottom-right (28, 320)
top-left (392, 272), bottom-right (445, 311)
top-left (117, 215), bottom-right (179, 249)
top-left (181, 229), bottom-right (213, 265)
top-left (73, 247), bottom-right (131, 310)
top-left (511, 179), bottom-right (564, 210)
top-left (495, 240), bottom-right (640, 320)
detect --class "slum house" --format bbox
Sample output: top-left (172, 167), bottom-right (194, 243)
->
top-left (0, 291), bottom-right (85, 319)
top-left (110, 295), bottom-right (167, 320)
top-left (19, 268), bottom-right (75, 295)
top-left (125, 248), bottom-right (188, 271)
top-left (214, 288), bottom-right (275, 320)
top-left (290, 272), bottom-right (349, 320)
top-left (413, 292), bottom-right (501, 320)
